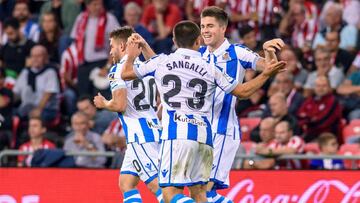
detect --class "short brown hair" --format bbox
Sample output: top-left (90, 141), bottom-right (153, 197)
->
top-left (109, 26), bottom-right (135, 42)
top-left (29, 115), bottom-right (45, 128)
top-left (318, 132), bottom-right (337, 149)
top-left (173, 21), bottom-right (201, 48)
top-left (201, 6), bottom-right (228, 26)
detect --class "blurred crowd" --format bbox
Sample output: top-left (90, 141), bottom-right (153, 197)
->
top-left (0, 0), bottom-right (359, 169)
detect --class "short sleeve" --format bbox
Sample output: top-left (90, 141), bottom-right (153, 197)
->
top-left (108, 64), bottom-right (126, 91)
top-left (352, 52), bottom-right (360, 68)
top-left (213, 65), bottom-right (238, 93)
top-left (234, 45), bottom-right (259, 70)
top-left (44, 69), bottom-right (60, 93)
top-left (134, 55), bottom-right (162, 79)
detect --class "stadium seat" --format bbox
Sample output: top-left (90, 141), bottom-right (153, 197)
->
top-left (304, 142), bottom-right (320, 154)
top-left (239, 117), bottom-right (261, 141)
top-left (240, 141), bottom-right (256, 154)
top-left (342, 124), bottom-right (360, 143)
top-left (350, 119), bottom-right (360, 126)
top-left (338, 144), bottom-right (360, 169)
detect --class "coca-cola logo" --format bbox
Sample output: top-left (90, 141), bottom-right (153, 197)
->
top-left (226, 179), bottom-right (360, 203)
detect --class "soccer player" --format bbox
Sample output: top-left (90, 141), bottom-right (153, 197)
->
top-left (122, 21), bottom-right (286, 203)
top-left (199, 6), bottom-right (285, 202)
top-left (93, 27), bottom-right (163, 203)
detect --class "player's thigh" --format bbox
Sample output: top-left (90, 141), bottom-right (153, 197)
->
top-left (159, 140), bottom-right (207, 186)
top-left (191, 143), bottom-right (213, 183)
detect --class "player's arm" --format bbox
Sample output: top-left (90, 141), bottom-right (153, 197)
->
top-left (231, 60), bottom-right (287, 98)
top-left (93, 89), bottom-right (127, 112)
top-left (128, 33), bottom-right (156, 60)
top-left (121, 42), bottom-right (142, 80)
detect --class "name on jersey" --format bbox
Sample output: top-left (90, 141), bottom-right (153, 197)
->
top-left (173, 113), bottom-right (207, 127)
top-left (166, 61), bottom-right (208, 77)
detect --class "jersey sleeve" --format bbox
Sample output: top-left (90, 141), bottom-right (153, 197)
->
top-left (235, 45), bottom-right (259, 70)
top-left (133, 54), bottom-right (162, 79)
top-left (108, 64), bottom-right (126, 91)
top-left (213, 64), bottom-right (238, 93)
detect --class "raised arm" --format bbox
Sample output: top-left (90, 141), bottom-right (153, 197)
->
top-left (231, 60), bottom-right (287, 98)
top-left (128, 33), bottom-right (156, 60)
top-left (121, 42), bottom-right (142, 80)
top-left (255, 39), bottom-right (285, 71)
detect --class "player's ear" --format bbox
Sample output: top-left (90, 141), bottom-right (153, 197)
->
top-left (120, 41), bottom-right (126, 52)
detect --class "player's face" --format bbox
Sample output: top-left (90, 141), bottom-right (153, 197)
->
top-left (109, 38), bottom-right (121, 63)
top-left (200, 16), bottom-right (226, 48)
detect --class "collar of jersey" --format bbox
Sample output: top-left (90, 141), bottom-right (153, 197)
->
top-left (175, 48), bottom-right (201, 57)
top-left (211, 39), bottom-right (231, 57)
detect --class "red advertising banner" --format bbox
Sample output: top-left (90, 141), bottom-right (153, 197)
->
top-left (0, 169), bottom-right (359, 203)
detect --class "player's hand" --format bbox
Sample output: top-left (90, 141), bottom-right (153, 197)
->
top-left (263, 38), bottom-right (285, 52)
top-left (262, 60), bottom-right (287, 77)
top-left (93, 92), bottom-right (107, 109)
top-left (128, 33), bottom-right (147, 48)
top-left (126, 40), bottom-right (142, 59)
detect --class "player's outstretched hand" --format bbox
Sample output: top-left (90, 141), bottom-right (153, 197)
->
top-left (93, 92), bottom-right (107, 109)
top-left (128, 33), bottom-right (147, 48)
top-left (263, 38), bottom-right (285, 52)
top-left (126, 40), bottom-right (142, 59)
top-left (262, 60), bottom-right (287, 77)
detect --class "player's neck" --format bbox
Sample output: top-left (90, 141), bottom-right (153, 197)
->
top-left (208, 38), bottom-right (226, 53)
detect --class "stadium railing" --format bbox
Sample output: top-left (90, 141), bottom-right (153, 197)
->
top-left (1, 150), bottom-right (359, 169)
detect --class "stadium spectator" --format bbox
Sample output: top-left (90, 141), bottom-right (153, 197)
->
top-left (279, 2), bottom-right (317, 50)
top-left (0, 68), bottom-right (13, 150)
top-left (63, 111), bottom-right (106, 168)
top-left (310, 132), bottom-right (344, 170)
top-left (257, 120), bottom-right (305, 169)
top-left (266, 72), bottom-right (304, 115)
top-left (238, 25), bottom-right (263, 54)
top-left (337, 65), bottom-right (360, 121)
top-left (38, 11), bottom-right (62, 64)
top-left (303, 47), bottom-right (344, 97)
top-left (298, 76), bottom-right (343, 142)
top-left (185, 0), bottom-right (216, 23)
top-left (313, 2), bottom-right (358, 52)
top-left (13, 45), bottom-right (61, 123)
top-left (325, 31), bottom-right (355, 74)
top-left (0, 17), bottom-right (35, 77)
top-left (251, 92), bottom-right (299, 142)
top-left (70, 0), bottom-right (119, 96)
top-left (341, 0), bottom-right (360, 28)
top-left (11, 1), bottom-right (40, 43)
top-left (17, 116), bottom-right (56, 167)
top-left (243, 117), bottom-right (277, 169)
top-left (347, 51), bottom-right (360, 75)
top-left (40, 0), bottom-right (81, 35)
top-left (278, 47), bottom-right (308, 89)
top-left (0, 0), bottom-right (15, 22)
top-left (141, 0), bottom-right (182, 54)
top-left (123, 2), bottom-right (154, 48)
top-left (76, 95), bottom-right (116, 134)
top-left (229, 0), bottom-right (280, 41)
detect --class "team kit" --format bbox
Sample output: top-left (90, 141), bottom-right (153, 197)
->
top-left (93, 6), bottom-right (286, 203)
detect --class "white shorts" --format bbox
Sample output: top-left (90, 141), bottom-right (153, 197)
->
top-left (210, 133), bottom-right (240, 189)
top-left (120, 142), bottom-right (160, 184)
top-left (159, 139), bottom-right (213, 187)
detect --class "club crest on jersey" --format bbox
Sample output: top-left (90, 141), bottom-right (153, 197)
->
top-left (173, 113), bottom-right (207, 127)
top-left (108, 73), bottom-right (115, 81)
top-left (222, 52), bottom-right (230, 61)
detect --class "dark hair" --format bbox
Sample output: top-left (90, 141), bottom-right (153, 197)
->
top-left (173, 21), bottom-right (201, 48)
top-left (0, 68), bottom-right (6, 79)
top-left (109, 26), bottom-right (135, 42)
top-left (29, 115), bottom-right (45, 128)
top-left (77, 95), bottom-right (93, 104)
top-left (318, 132), bottom-right (337, 148)
top-left (238, 25), bottom-right (254, 38)
top-left (201, 6), bottom-right (229, 26)
top-left (3, 17), bottom-right (20, 30)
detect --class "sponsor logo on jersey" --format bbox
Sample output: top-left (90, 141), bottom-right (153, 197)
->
top-left (173, 113), bottom-right (207, 127)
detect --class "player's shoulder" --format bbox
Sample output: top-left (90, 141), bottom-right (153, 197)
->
top-left (199, 46), bottom-right (208, 55)
top-left (232, 43), bottom-right (256, 53)
top-left (144, 54), bottom-right (167, 64)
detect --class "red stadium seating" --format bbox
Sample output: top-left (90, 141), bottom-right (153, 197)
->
top-left (11, 116), bottom-right (20, 149)
top-left (239, 117), bottom-right (261, 141)
top-left (342, 124), bottom-right (360, 143)
top-left (338, 144), bottom-right (360, 169)
top-left (350, 119), bottom-right (360, 126)
top-left (304, 142), bottom-right (320, 154)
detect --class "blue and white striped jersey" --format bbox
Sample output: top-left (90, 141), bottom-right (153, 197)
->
top-left (133, 48), bottom-right (238, 147)
top-left (200, 39), bottom-right (259, 140)
top-left (108, 55), bottom-right (161, 144)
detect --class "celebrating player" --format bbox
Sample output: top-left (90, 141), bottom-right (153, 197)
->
top-left (122, 21), bottom-right (286, 203)
top-left (199, 6), bottom-right (284, 203)
top-left (93, 27), bottom-right (163, 203)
